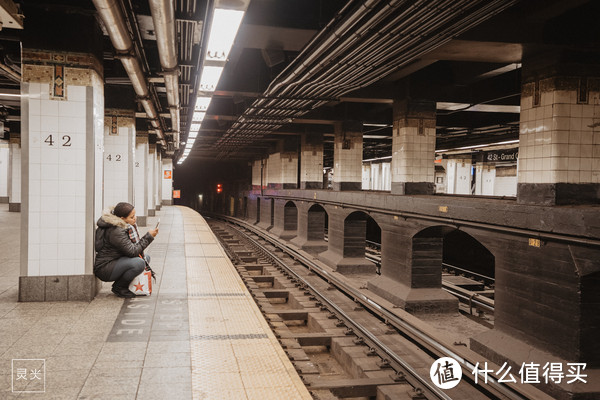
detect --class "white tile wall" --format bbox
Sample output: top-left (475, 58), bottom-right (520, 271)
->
top-left (161, 158), bottom-right (173, 201)
top-left (0, 144), bottom-right (8, 196)
top-left (391, 124), bottom-right (435, 184)
top-left (300, 137), bottom-right (323, 183)
top-left (147, 146), bottom-right (155, 209)
top-left (156, 152), bottom-right (162, 206)
top-left (134, 139), bottom-right (148, 216)
top-left (252, 160), bottom-right (261, 186)
top-left (281, 153), bottom-right (297, 185)
top-left (333, 128), bottom-right (362, 183)
top-left (153, 151), bottom-right (160, 208)
top-left (267, 152), bottom-right (281, 185)
top-left (25, 83), bottom-right (93, 276)
top-left (103, 123), bottom-right (133, 208)
top-left (519, 83), bottom-right (600, 183)
top-left (9, 143), bottom-right (22, 209)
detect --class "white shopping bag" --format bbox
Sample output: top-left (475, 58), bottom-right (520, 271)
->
top-left (129, 269), bottom-right (153, 296)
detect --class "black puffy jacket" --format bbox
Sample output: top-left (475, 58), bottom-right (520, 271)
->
top-left (94, 208), bottom-right (154, 281)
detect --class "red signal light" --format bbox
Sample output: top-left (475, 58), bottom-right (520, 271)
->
top-left (216, 183), bottom-right (222, 194)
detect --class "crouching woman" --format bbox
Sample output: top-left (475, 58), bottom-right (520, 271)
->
top-left (94, 202), bottom-right (158, 298)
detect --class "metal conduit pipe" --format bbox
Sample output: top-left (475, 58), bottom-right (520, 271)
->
top-left (149, 0), bottom-right (180, 149)
top-left (92, 0), bottom-right (165, 141)
top-left (298, 0), bottom-right (470, 95)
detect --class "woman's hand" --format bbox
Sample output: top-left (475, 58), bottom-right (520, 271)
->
top-left (149, 228), bottom-right (159, 237)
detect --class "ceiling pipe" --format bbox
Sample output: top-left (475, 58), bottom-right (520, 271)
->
top-left (148, 0), bottom-right (180, 150)
top-left (92, 0), bottom-right (165, 142)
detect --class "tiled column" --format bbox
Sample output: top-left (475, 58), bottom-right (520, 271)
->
top-left (161, 157), bottom-right (173, 205)
top-left (147, 144), bottom-right (156, 217)
top-left (517, 56), bottom-right (600, 204)
top-left (281, 138), bottom-right (298, 189)
top-left (266, 149), bottom-right (281, 189)
top-left (251, 159), bottom-right (263, 191)
top-left (103, 110), bottom-right (135, 208)
top-left (300, 132), bottom-right (323, 189)
top-left (20, 47), bottom-right (104, 301)
top-left (391, 99), bottom-right (436, 195)
top-left (0, 140), bottom-right (8, 203)
top-left (332, 121), bottom-right (362, 191)
top-left (154, 149), bottom-right (161, 211)
top-left (134, 132), bottom-right (149, 226)
top-left (8, 133), bottom-right (21, 212)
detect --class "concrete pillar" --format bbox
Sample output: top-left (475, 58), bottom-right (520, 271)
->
top-left (102, 109), bottom-right (135, 208)
top-left (266, 139), bottom-right (297, 189)
top-left (147, 144), bottom-right (156, 216)
top-left (270, 199), bottom-right (298, 240)
top-left (300, 132), bottom-right (323, 189)
top-left (391, 99), bottom-right (436, 195)
top-left (8, 133), bottom-right (21, 211)
top-left (445, 158), bottom-right (472, 194)
top-left (257, 196), bottom-right (273, 230)
top-left (251, 159), bottom-right (262, 191)
top-left (161, 158), bottom-right (173, 205)
top-left (517, 53), bottom-right (600, 205)
top-left (318, 209), bottom-right (375, 274)
top-left (0, 140), bottom-right (8, 203)
top-left (290, 203), bottom-right (328, 254)
top-left (134, 132), bottom-right (149, 226)
top-left (333, 121), bottom-right (362, 191)
top-left (367, 221), bottom-right (458, 313)
top-left (155, 150), bottom-right (161, 210)
top-left (19, 8), bottom-right (104, 301)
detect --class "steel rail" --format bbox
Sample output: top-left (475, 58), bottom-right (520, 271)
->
top-left (220, 216), bottom-right (530, 400)
top-left (226, 223), bottom-right (454, 400)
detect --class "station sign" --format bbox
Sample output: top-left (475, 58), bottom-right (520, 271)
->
top-left (173, 190), bottom-right (180, 199)
top-left (164, 170), bottom-right (172, 179)
top-left (483, 148), bottom-right (518, 163)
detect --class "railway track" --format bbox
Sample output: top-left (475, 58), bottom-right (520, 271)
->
top-left (207, 216), bottom-right (552, 400)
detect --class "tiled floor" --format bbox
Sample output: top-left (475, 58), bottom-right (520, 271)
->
top-left (0, 204), bottom-right (311, 399)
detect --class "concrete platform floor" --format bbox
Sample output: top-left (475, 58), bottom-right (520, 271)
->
top-left (0, 204), bottom-right (310, 399)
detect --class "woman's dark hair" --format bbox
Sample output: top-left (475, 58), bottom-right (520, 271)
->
top-left (113, 202), bottom-right (135, 218)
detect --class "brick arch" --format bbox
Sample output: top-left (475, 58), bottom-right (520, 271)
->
top-left (284, 200), bottom-right (298, 232)
top-left (307, 203), bottom-right (328, 241)
top-left (344, 211), bottom-right (381, 259)
top-left (411, 225), bottom-right (495, 287)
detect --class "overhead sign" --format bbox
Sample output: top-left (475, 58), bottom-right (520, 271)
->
top-left (483, 149), bottom-right (518, 163)
top-left (173, 190), bottom-right (180, 199)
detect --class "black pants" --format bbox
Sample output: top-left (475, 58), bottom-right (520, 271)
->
top-left (109, 256), bottom-right (148, 288)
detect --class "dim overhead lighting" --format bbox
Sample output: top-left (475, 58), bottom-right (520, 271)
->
top-left (199, 66), bottom-right (223, 92)
top-left (189, 131), bottom-right (198, 139)
top-left (206, 9), bottom-right (245, 62)
top-left (190, 123), bottom-right (201, 131)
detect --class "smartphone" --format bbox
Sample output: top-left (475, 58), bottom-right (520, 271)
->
top-left (155, 219), bottom-right (160, 229)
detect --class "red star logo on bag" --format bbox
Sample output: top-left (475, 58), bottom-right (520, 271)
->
top-left (134, 282), bottom-right (144, 291)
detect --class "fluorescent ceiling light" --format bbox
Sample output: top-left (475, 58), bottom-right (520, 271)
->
top-left (189, 131), bottom-right (198, 139)
top-left (193, 111), bottom-right (206, 122)
top-left (190, 123), bottom-right (201, 131)
top-left (195, 96), bottom-right (211, 112)
top-left (200, 66), bottom-right (223, 92)
top-left (206, 9), bottom-right (245, 62)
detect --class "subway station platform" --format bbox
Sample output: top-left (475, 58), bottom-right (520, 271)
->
top-left (0, 204), bottom-right (311, 399)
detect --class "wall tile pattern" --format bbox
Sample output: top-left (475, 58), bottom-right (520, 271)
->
top-left (333, 125), bottom-right (362, 183)
top-left (519, 78), bottom-right (600, 184)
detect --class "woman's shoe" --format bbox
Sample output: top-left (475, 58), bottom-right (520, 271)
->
top-left (111, 286), bottom-right (136, 298)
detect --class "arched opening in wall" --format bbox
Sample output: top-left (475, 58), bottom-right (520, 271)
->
top-left (443, 230), bottom-right (495, 280)
top-left (344, 211), bottom-right (380, 267)
top-left (366, 215), bottom-right (381, 271)
top-left (284, 201), bottom-right (298, 232)
top-left (270, 198), bottom-right (275, 226)
top-left (412, 226), bottom-right (494, 294)
top-left (256, 197), bottom-right (261, 223)
top-left (307, 204), bottom-right (328, 241)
